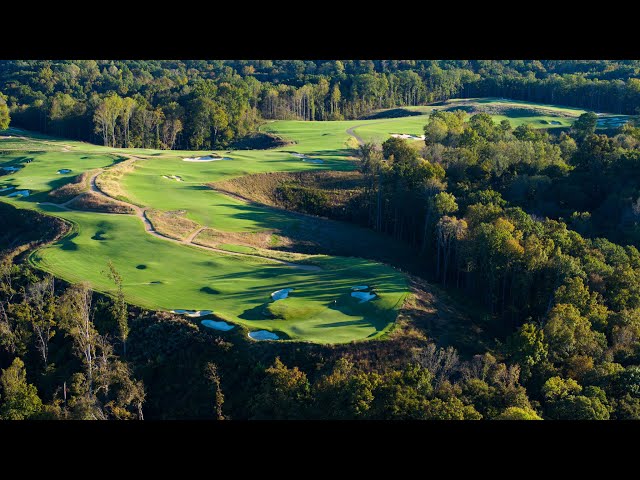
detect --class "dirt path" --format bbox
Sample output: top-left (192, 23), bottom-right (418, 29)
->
top-left (185, 226), bottom-right (206, 243)
top-left (38, 162), bottom-right (321, 271)
top-left (345, 125), bottom-right (365, 146)
top-left (345, 121), bottom-right (388, 146)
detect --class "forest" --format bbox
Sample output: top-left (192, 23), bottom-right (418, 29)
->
top-left (2, 60), bottom-right (640, 149)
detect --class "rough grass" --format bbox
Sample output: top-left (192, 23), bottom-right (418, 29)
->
top-left (0, 201), bottom-right (70, 262)
top-left (48, 170), bottom-right (95, 202)
top-left (66, 192), bottom-right (136, 214)
top-left (396, 275), bottom-right (497, 356)
top-left (95, 157), bottom-right (141, 205)
top-left (212, 170), bottom-right (364, 210)
top-left (193, 226), bottom-right (277, 249)
top-left (145, 208), bottom-right (200, 240)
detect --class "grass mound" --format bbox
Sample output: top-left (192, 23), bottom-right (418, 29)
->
top-left (48, 170), bottom-right (94, 202)
top-left (66, 192), bottom-right (135, 214)
top-left (230, 132), bottom-right (293, 150)
top-left (361, 108), bottom-right (425, 120)
top-left (145, 209), bottom-right (200, 241)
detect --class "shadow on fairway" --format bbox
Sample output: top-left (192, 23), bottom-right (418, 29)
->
top-left (59, 232), bottom-right (79, 251)
top-left (239, 302), bottom-right (272, 320)
top-left (200, 286), bottom-right (220, 295)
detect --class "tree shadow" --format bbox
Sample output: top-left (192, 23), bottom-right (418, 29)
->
top-left (91, 230), bottom-right (107, 241)
top-left (239, 302), bottom-right (272, 320)
top-left (200, 286), bottom-right (220, 295)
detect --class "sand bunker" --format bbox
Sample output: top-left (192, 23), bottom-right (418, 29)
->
top-left (162, 175), bottom-right (183, 181)
top-left (391, 133), bottom-right (426, 141)
top-left (352, 285), bottom-right (369, 291)
top-left (201, 319), bottom-right (235, 331)
top-left (291, 152), bottom-right (324, 164)
top-left (271, 288), bottom-right (293, 300)
top-left (2, 166), bottom-right (21, 172)
top-left (351, 291), bottom-right (377, 303)
top-left (183, 155), bottom-right (232, 162)
top-left (170, 309), bottom-right (213, 317)
top-left (7, 190), bottom-right (29, 197)
top-left (186, 310), bottom-right (213, 318)
top-left (0, 186), bottom-right (14, 193)
top-left (248, 330), bottom-right (280, 341)
top-left (57, 169), bottom-right (72, 174)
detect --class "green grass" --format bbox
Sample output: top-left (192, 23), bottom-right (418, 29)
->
top-left (29, 208), bottom-right (407, 343)
top-left (0, 151), bottom-right (120, 203)
top-left (119, 150), bottom-right (354, 232)
top-left (262, 120), bottom-right (362, 153)
top-left (1, 128), bottom-right (407, 344)
top-left (219, 243), bottom-right (257, 254)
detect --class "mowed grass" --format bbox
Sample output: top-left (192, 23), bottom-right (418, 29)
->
top-left (119, 150), bottom-right (355, 232)
top-left (30, 208), bottom-right (407, 343)
top-left (262, 120), bottom-right (362, 153)
top-left (0, 151), bottom-right (120, 203)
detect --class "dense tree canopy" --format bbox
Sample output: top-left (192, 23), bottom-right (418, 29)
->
top-left (3, 60), bottom-right (640, 148)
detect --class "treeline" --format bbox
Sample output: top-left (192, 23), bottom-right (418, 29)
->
top-left (346, 110), bottom-right (640, 417)
top-left (3, 258), bottom-right (639, 420)
top-left (4, 60), bottom-right (640, 149)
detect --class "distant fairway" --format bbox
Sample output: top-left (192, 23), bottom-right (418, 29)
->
top-left (264, 97), bottom-right (632, 147)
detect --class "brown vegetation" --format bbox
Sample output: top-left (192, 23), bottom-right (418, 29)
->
top-left (65, 192), bottom-right (135, 214)
top-left (48, 170), bottom-right (94, 203)
top-left (95, 157), bottom-right (141, 205)
top-left (212, 170), bottom-right (366, 221)
top-left (145, 209), bottom-right (200, 241)
top-left (0, 201), bottom-right (70, 262)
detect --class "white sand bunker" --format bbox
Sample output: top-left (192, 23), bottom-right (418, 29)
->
top-left (291, 152), bottom-right (324, 164)
top-left (201, 320), bottom-right (235, 331)
top-left (186, 310), bottom-right (213, 318)
top-left (8, 190), bottom-right (29, 197)
top-left (352, 285), bottom-right (369, 291)
top-left (162, 175), bottom-right (183, 181)
top-left (248, 330), bottom-right (280, 341)
top-left (2, 166), bottom-right (21, 172)
top-left (170, 309), bottom-right (213, 317)
top-left (351, 291), bottom-right (377, 303)
top-left (391, 133), bottom-right (426, 141)
top-left (57, 169), bottom-right (72, 174)
top-left (0, 186), bottom-right (15, 193)
top-left (183, 155), bottom-right (232, 162)
top-left (271, 288), bottom-right (293, 300)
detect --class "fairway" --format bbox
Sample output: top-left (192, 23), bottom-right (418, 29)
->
top-left (29, 209), bottom-right (406, 343)
top-left (1, 96), bottom-right (631, 344)
top-left (263, 98), bottom-right (630, 147)
top-left (1, 127), bottom-right (407, 344)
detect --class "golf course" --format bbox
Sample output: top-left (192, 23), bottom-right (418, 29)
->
top-left (0, 97), bottom-right (630, 344)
